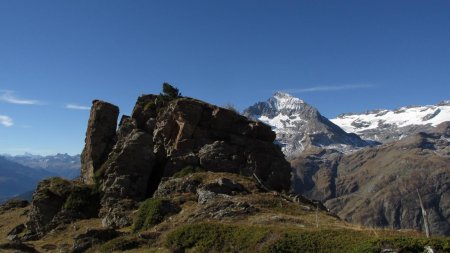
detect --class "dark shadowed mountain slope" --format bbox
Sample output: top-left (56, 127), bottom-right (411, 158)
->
top-left (4, 153), bottom-right (80, 179)
top-left (0, 156), bottom-right (56, 202)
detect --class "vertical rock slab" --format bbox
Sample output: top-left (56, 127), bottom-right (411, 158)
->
top-left (81, 100), bottom-right (119, 184)
top-left (99, 129), bottom-right (155, 228)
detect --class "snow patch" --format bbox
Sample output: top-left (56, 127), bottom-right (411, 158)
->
top-left (331, 103), bottom-right (450, 134)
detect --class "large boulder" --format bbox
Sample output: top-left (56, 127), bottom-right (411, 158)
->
top-left (98, 129), bottom-right (155, 228)
top-left (81, 100), bottom-right (119, 185)
top-left (25, 178), bottom-right (100, 239)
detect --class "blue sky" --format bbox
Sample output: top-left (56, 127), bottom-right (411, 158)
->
top-left (0, 0), bottom-right (449, 155)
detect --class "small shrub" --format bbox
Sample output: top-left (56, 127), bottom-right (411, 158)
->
top-left (172, 166), bottom-right (205, 178)
top-left (98, 236), bottom-right (144, 253)
top-left (44, 177), bottom-right (72, 196)
top-left (133, 198), bottom-right (180, 232)
top-left (143, 101), bottom-right (156, 112)
top-left (63, 185), bottom-right (100, 216)
top-left (162, 82), bottom-right (181, 98)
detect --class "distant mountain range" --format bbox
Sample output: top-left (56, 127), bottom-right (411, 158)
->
top-left (4, 153), bottom-right (81, 179)
top-left (245, 92), bottom-right (450, 235)
top-left (331, 100), bottom-right (450, 143)
top-left (243, 92), bottom-right (370, 158)
top-left (0, 156), bottom-right (53, 203)
top-left (245, 92), bottom-right (450, 157)
top-left (0, 153), bottom-right (80, 203)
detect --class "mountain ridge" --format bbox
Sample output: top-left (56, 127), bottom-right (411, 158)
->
top-left (331, 100), bottom-right (450, 143)
top-left (4, 153), bottom-right (80, 179)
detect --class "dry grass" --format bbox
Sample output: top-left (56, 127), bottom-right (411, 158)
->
top-left (0, 206), bottom-right (29, 244)
top-left (0, 206), bottom-right (103, 252)
top-left (32, 218), bottom-right (103, 252)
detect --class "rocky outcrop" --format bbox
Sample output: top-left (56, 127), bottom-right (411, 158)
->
top-left (7, 224), bottom-right (26, 241)
top-left (81, 100), bottom-right (119, 185)
top-left (80, 94), bottom-right (291, 228)
top-left (25, 178), bottom-right (100, 239)
top-left (291, 123), bottom-right (450, 235)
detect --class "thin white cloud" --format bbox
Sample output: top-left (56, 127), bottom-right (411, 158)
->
top-left (66, 104), bottom-right (90, 110)
top-left (283, 84), bottom-right (373, 93)
top-left (0, 115), bottom-right (13, 127)
top-left (0, 90), bottom-right (40, 105)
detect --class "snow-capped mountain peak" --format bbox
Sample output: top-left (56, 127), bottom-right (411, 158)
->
top-left (271, 92), bottom-right (305, 109)
top-left (244, 92), bottom-right (369, 157)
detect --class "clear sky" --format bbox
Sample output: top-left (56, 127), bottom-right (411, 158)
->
top-left (0, 0), bottom-right (449, 155)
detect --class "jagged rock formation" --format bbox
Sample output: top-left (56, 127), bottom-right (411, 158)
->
top-left (80, 100), bottom-right (119, 185)
top-left (243, 92), bottom-right (370, 158)
top-left (291, 122), bottom-right (450, 235)
top-left (331, 100), bottom-right (450, 143)
top-left (80, 94), bottom-right (292, 228)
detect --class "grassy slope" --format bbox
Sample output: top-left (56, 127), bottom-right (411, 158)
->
top-left (1, 172), bottom-right (448, 253)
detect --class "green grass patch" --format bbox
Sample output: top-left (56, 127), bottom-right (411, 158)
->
top-left (165, 223), bottom-right (269, 253)
top-left (133, 198), bottom-right (179, 232)
top-left (264, 229), bottom-right (374, 253)
top-left (165, 223), bottom-right (450, 253)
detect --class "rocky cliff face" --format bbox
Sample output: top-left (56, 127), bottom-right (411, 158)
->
top-left (81, 94), bottom-right (292, 228)
top-left (291, 122), bottom-right (450, 235)
top-left (243, 92), bottom-right (370, 158)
